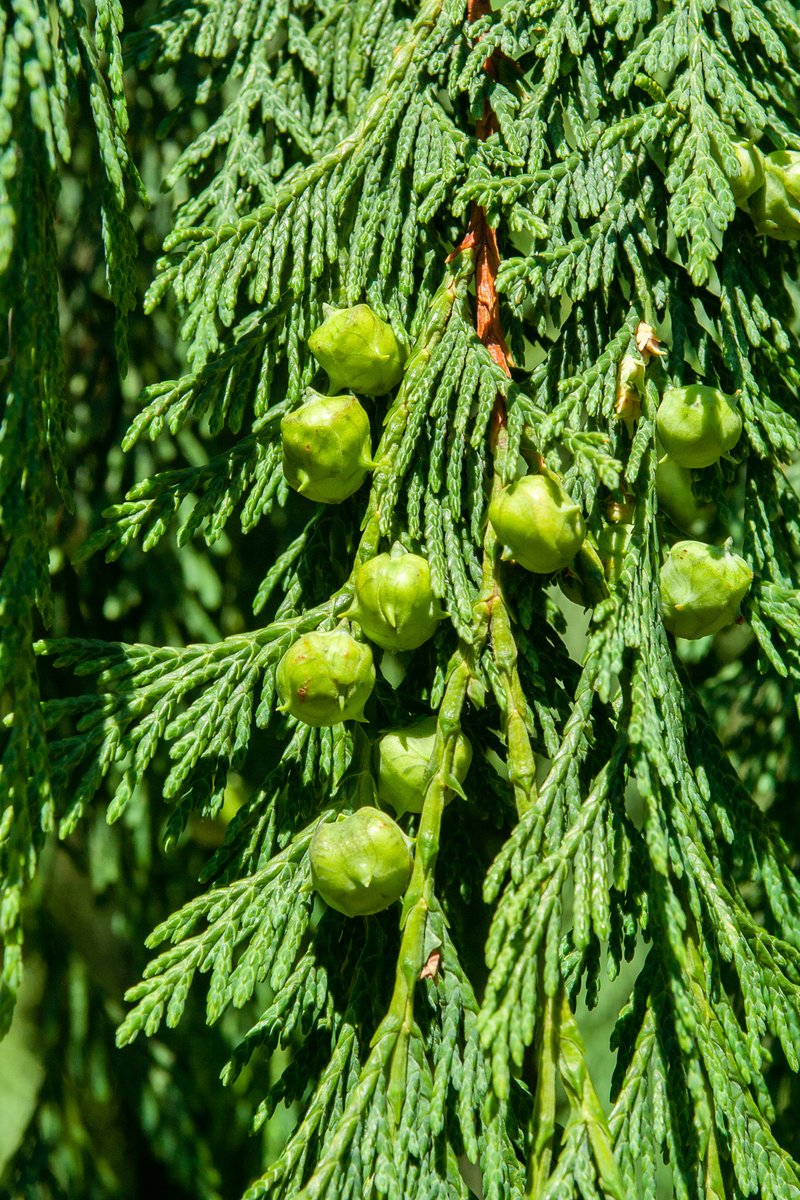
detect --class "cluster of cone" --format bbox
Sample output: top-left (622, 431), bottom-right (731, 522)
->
top-left (280, 303), bottom-right (404, 503)
top-left (277, 307), bottom-right (444, 728)
top-left (277, 293), bottom-right (760, 916)
top-left (278, 306), bottom-right (454, 917)
top-left (654, 385), bottom-right (752, 639)
top-left (275, 544), bottom-right (444, 727)
top-left (277, 620), bottom-right (464, 915)
top-left (308, 722), bottom-right (472, 917)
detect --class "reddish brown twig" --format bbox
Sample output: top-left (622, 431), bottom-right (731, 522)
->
top-left (450, 0), bottom-right (511, 447)
top-left (455, 206), bottom-right (510, 378)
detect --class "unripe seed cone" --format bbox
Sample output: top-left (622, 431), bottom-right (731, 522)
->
top-left (725, 141), bottom-right (765, 207)
top-left (310, 808), bottom-right (413, 916)
top-left (308, 304), bottom-right (405, 395)
top-left (276, 630), bottom-right (375, 725)
top-left (281, 391), bottom-right (373, 504)
top-left (656, 385), bottom-right (742, 469)
top-left (655, 456), bottom-right (712, 531)
top-left (749, 151), bottom-right (800, 240)
top-left (350, 547), bottom-right (443, 651)
top-left (376, 716), bottom-right (472, 816)
top-left (660, 541), bottom-right (753, 640)
top-left (489, 475), bottom-right (585, 574)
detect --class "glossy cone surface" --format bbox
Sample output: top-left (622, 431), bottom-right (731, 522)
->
top-left (308, 304), bottom-right (405, 395)
top-left (656, 385), bottom-right (742, 469)
top-left (749, 151), bottom-right (800, 240)
top-left (727, 142), bottom-right (765, 206)
top-left (350, 549), bottom-right (442, 651)
top-left (489, 475), bottom-right (585, 574)
top-left (310, 809), bottom-right (413, 916)
top-left (281, 391), bottom-right (373, 503)
top-left (276, 631), bottom-right (375, 725)
top-left (376, 716), bottom-right (472, 815)
top-left (661, 541), bottom-right (753, 639)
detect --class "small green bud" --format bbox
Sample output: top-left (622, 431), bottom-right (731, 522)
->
top-left (660, 540), bottom-right (753, 640)
top-left (349, 545), bottom-right (444, 652)
top-left (310, 808), bottom-right (413, 916)
top-left (656, 385), bottom-right (742, 469)
top-left (655, 456), bottom-right (713, 532)
top-left (308, 304), bottom-right (405, 395)
top-left (749, 151), bottom-right (800, 240)
top-left (281, 390), bottom-right (373, 504)
top-left (724, 141), bottom-right (765, 207)
top-left (376, 716), bottom-right (472, 816)
top-left (615, 355), bottom-right (645, 431)
top-left (276, 630), bottom-right (375, 726)
top-left (488, 475), bottom-right (586, 574)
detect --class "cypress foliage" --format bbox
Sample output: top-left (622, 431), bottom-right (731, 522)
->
top-left (1, 0), bottom-right (142, 1036)
top-left (3, 0), bottom-right (800, 1196)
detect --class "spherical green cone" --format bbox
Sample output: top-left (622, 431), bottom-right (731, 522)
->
top-left (350, 546), bottom-right (443, 652)
top-left (660, 540), bottom-right (753, 640)
top-left (308, 304), bottom-right (405, 395)
top-left (281, 390), bottom-right (373, 504)
top-left (488, 475), bottom-right (585, 574)
top-left (310, 809), bottom-right (413, 916)
top-left (376, 716), bottom-right (472, 816)
top-left (749, 151), bottom-right (800, 240)
top-left (655, 457), bottom-right (712, 531)
top-left (656, 385), bottom-right (742, 469)
top-left (726, 141), bottom-right (765, 207)
top-left (276, 630), bottom-right (375, 726)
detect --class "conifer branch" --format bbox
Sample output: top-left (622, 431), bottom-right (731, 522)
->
top-left (0, 0), bottom-right (140, 1035)
top-left (7, 0), bottom-right (800, 1195)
